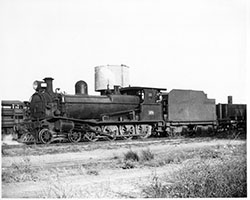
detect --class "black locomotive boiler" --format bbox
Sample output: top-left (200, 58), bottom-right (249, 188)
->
top-left (29, 77), bottom-right (166, 143)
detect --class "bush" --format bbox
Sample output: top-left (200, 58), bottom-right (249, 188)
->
top-left (121, 160), bottom-right (136, 169)
top-left (140, 148), bottom-right (154, 161)
top-left (86, 169), bottom-right (99, 176)
top-left (124, 149), bottom-right (139, 162)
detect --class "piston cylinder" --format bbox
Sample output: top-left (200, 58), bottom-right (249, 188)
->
top-left (55, 120), bottom-right (74, 132)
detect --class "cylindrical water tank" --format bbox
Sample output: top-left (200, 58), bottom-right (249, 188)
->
top-left (75, 80), bottom-right (88, 95)
top-left (95, 64), bottom-right (130, 91)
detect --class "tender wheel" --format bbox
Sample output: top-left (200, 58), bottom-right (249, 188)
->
top-left (119, 125), bottom-right (135, 140)
top-left (136, 124), bottom-right (152, 139)
top-left (68, 132), bottom-right (81, 143)
top-left (39, 128), bottom-right (53, 144)
top-left (103, 125), bottom-right (118, 141)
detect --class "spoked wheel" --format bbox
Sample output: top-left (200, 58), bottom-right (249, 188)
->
top-left (136, 124), bottom-right (152, 139)
top-left (119, 125), bottom-right (135, 140)
top-left (84, 131), bottom-right (98, 142)
top-left (103, 125), bottom-right (118, 141)
top-left (68, 132), bottom-right (82, 143)
top-left (84, 126), bottom-right (101, 142)
top-left (39, 128), bottom-right (53, 144)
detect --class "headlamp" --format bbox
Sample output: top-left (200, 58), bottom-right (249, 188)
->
top-left (33, 81), bottom-right (39, 90)
top-left (33, 81), bottom-right (47, 91)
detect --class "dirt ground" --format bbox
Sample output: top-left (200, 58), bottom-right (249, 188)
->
top-left (1, 137), bottom-right (246, 198)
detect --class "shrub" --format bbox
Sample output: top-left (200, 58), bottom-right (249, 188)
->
top-left (121, 160), bottom-right (136, 169)
top-left (140, 148), bottom-right (154, 161)
top-left (124, 149), bottom-right (139, 162)
top-left (86, 169), bottom-right (99, 176)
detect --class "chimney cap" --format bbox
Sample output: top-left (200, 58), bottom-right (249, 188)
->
top-left (43, 77), bottom-right (54, 81)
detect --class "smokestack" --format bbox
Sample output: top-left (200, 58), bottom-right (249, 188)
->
top-left (43, 77), bottom-right (54, 94)
top-left (228, 96), bottom-right (233, 104)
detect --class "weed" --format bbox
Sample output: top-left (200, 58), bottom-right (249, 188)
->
top-left (140, 148), bottom-right (154, 161)
top-left (121, 160), bottom-right (136, 169)
top-left (121, 149), bottom-right (140, 169)
top-left (42, 176), bottom-right (85, 198)
top-left (141, 173), bottom-right (169, 198)
top-left (42, 176), bottom-right (115, 198)
top-left (124, 149), bottom-right (139, 162)
top-left (86, 169), bottom-right (99, 176)
top-left (2, 157), bottom-right (39, 183)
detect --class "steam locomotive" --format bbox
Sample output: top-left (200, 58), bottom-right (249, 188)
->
top-left (1, 65), bottom-right (247, 144)
top-left (26, 77), bottom-right (167, 143)
top-left (3, 74), bottom-right (241, 144)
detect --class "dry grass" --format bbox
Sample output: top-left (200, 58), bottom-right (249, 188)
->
top-left (3, 139), bottom-right (246, 198)
top-left (41, 175), bottom-right (117, 198)
top-left (140, 148), bottom-right (154, 161)
top-left (141, 144), bottom-right (247, 198)
top-left (168, 158), bottom-right (246, 197)
top-left (2, 157), bottom-right (39, 183)
top-left (121, 148), bottom-right (155, 169)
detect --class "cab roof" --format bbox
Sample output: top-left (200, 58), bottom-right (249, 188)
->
top-left (120, 86), bottom-right (166, 92)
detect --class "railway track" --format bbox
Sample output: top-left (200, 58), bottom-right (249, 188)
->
top-left (2, 128), bottom-right (244, 158)
top-left (2, 136), bottom-right (214, 157)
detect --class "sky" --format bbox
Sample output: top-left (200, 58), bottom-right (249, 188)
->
top-left (0, 0), bottom-right (248, 104)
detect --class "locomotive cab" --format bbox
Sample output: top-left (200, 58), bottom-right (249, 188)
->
top-left (120, 87), bottom-right (166, 121)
